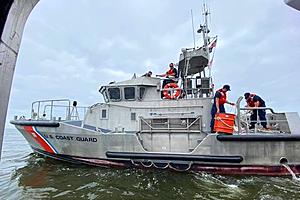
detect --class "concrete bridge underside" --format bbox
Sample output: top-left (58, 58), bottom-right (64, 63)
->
top-left (0, 0), bottom-right (39, 158)
top-left (0, 0), bottom-right (299, 158)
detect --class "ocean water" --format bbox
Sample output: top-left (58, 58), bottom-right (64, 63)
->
top-left (1, 129), bottom-right (300, 200)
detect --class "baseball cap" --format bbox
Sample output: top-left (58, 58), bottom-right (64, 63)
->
top-left (244, 92), bottom-right (250, 99)
top-left (223, 85), bottom-right (231, 91)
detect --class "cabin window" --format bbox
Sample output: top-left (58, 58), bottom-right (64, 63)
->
top-left (108, 88), bottom-right (121, 100)
top-left (124, 87), bottom-right (135, 100)
top-left (101, 109), bottom-right (107, 119)
top-left (131, 113), bottom-right (136, 120)
top-left (139, 87), bottom-right (146, 100)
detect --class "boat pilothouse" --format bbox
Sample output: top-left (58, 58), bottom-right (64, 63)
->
top-left (89, 73), bottom-right (213, 153)
top-left (89, 9), bottom-right (216, 138)
top-left (10, 7), bottom-right (300, 175)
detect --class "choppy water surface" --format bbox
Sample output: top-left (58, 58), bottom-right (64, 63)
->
top-left (1, 129), bottom-right (300, 200)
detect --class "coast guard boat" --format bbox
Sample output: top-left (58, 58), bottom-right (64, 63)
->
top-left (11, 9), bottom-right (300, 175)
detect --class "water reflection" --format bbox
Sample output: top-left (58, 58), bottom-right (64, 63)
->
top-left (16, 154), bottom-right (204, 199)
top-left (12, 153), bottom-right (300, 200)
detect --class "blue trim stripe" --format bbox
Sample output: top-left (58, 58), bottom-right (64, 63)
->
top-left (33, 126), bottom-right (59, 154)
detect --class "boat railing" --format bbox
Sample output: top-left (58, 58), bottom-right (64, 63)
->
top-left (31, 99), bottom-right (89, 121)
top-left (159, 76), bottom-right (213, 99)
top-left (184, 87), bottom-right (212, 98)
top-left (139, 116), bottom-right (202, 133)
top-left (236, 96), bottom-right (289, 133)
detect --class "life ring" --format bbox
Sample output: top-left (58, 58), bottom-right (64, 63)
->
top-left (163, 83), bottom-right (181, 99)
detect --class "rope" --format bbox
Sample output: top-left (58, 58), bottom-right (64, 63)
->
top-left (131, 159), bottom-right (153, 168)
top-left (140, 161), bottom-right (153, 168)
top-left (152, 162), bottom-right (169, 169)
top-left (131, 159), bottom-right (193, 171)
top-left (130, 159), bottom-right (140, 166)
top-left (215, 117), bottom-right (234, 128)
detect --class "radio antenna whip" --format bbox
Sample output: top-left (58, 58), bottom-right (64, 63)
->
top-left (191, 9), bottom-right (196, 49)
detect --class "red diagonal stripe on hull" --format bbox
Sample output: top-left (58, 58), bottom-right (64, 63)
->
top-left (23, 126), bottom-right (55, 154)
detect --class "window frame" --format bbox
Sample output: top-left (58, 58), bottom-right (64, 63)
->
top-left (107, 87), bottom-right (122, 101)
top-left (138, 87), bottom-right (146, 100)
top-left (124, 86), bottom-right (136, 100)
top-left (131, 112), bottom-right (136, 121)
top-left (101, 109), bottom-right (108, 119)
top-left (103, 91), bottom-right (109, 102)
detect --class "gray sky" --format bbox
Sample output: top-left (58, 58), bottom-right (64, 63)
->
top-left (6, 0), bottom-right (300, 127)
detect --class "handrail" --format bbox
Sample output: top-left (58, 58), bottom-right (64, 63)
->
top-left (139, 116), bottom-right (201, 131)
top-left (43, 104), bottom-right (89, 121)
top-left (140, 117), bottom-right (154, 129)
top-left (236, 96), bottom-right (244, 133)
top-left (240, 107), bottom-right (281, 114)
top-left (31, 98), bottom-right (71, 105)
top-left (235, 96), bottom-right (286, 134)
top-left (186, 116), bottom-right (201, 129)
top-left (43, 104), bottom-right (88, 110)
top-left (31, 99), bottom-right (90, 121)
top-left (149, 111), bottom-right (197, 116)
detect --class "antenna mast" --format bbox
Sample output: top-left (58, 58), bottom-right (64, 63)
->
top-left (202, 4), bottom-right (209, 49)
top-left (191, 9), bottom-right (196, 49)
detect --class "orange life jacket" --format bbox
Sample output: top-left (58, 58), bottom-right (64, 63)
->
top-left (246, 93), bottom-right (256, 107)
top-left (166, 68), bottom-right (175, 76)
top-left (217, 89), bottom-right (227, 105)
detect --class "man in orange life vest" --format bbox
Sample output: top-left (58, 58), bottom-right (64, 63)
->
top-left (244, 92), bottom-right (268, 129)
top-left (156, 62), bottom-right (178, 88)
top-left (210, 85), bottom-right (235, 132)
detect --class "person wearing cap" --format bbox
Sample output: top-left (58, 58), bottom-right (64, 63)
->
top-left (244, 92), bottom-right (268, 129)
top-left (142, 71), bottom-right (152, 77)
top-left (156, 62), bottom-right (178, 88)
top-left (210, 85), bottom-right (235, 133)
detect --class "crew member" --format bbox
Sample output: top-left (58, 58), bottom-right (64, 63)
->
top-left (244, 92), bottom-right (268, 129)
top-left (210, 85), bottom-right (235, 133)
top-left (142, 71), bottom-right (152, 77)
top-left (156, 62), bottom-right (178, 88)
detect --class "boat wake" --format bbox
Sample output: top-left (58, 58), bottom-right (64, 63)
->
top-left (282, 163), bottom-right (300, 181)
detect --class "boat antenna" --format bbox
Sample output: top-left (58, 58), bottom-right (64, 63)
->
top-left (202, 3), bottom-right (211, 80)
top-left (191, 9), bottom-right (196, 49)
top-left (208, 6), bottom-right (212, 29)
top-left (202, 3), bottom-right (209, 48)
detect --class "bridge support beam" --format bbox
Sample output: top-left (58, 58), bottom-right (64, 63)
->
top-left (0, 0), bottom-right (39, 158)
top-left (285, 0), bottom-right (300, 11)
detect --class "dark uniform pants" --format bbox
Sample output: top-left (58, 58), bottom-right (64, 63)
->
top-left (250, 109), bottom-right (267, 129)
top-left (210, 104), bottom-right (225, 132)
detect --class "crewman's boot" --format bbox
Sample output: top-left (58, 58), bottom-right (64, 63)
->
top-left (249, 123), bottom-right (255, 130)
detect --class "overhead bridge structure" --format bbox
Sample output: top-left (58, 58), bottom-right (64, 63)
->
top-left (285, 0), bottom-right (300, 11)
top-left (0, 0), bottom-right (39, 158)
